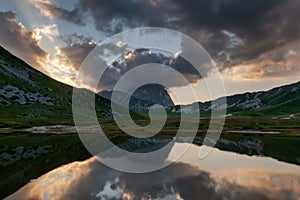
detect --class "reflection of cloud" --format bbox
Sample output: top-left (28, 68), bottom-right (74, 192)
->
top-left (214, 169), bottom-right (300, 200)
top-left (218, 168), bottom-right (300, 194)
top-left (95, 178), bottom-right (123, 200)
top-left (6, 157), bottom-right (300, 200)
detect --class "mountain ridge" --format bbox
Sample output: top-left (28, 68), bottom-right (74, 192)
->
top-left (99, 84), bottom-right (174, 112)
top-left (169, 80), bottom-right (300, 116)
top-left (1, 45), bottom-right (299, 123)
top-left (0, 45), bottom-right (114, 125)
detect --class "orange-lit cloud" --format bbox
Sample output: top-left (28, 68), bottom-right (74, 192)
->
top-left (33, 24), bottom-right (59, 42)
top-left (0, 11), bottom-right (49, 72)
top-left (221, 42), bottom-right (300, 81)
top-left (1, 0), bottom-right (300, 98)
top-left (0, 11), bottom-right (82, 88)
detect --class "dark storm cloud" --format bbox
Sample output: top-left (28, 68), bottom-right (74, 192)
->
top-left (111, 48), bottom-right (203, 85)
top-left (34, 0), bottom-right (300, 79)
top-left (57, 34), bottom-right (96, 70)
top-left (0, 11), bottom-right (48, 69)
top-left (69, 0), bottom-right (300, 56)
top-left (57, 44), bottom-right (208, 91)
top-left (223, 42), bottom-right (300, 79)
top-left (76, 0), bottom-right (178, 35)
top-left (172, 0), bottom-right (300, 63)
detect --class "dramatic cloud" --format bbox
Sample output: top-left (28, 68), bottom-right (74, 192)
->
top-left (2, 0), bottom-right (300, 94)
top-left (173, 0), bottom-right (300, 79)
top-left (222, 41), bottom-right (300, 80)
top-left (0, 11), bottom-right (48, 70)
top-left (76, 0), bottom-right (178, 35)
top-left (110, 48), bottom-right (204, 86)
top-left (28, 0), bottom-right (84, 25)
top-left (56, 34), bottom-right (97, 70)
top-left (70, 46), bottom-right (213, 92)
top-left (58, 0), bottom-right (300, 80)
top-left (33, 24), bottom-right (59, 42)
top-left (0, 11), bottom-right (81, 87)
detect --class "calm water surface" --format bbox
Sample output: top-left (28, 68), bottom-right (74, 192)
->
top-left (6, 143), bottom-right (300, 200)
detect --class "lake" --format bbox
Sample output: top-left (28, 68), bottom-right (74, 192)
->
top-left (5, 142), bottom-right (300, 200)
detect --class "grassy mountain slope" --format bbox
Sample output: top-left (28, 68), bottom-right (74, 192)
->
top-left (233, 81), bottom-right (300, 116)
top-left (0, 46), bottom-right (114, 127)
top-left (169, 81), bottom-right (300, 117)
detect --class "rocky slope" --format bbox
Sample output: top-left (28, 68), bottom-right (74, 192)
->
top-left (0, 46), bottom-right (113, 123)
top-left (169, 81), bottom-right (300, 116)
top-left (99, 84), bottom-right (174, 112)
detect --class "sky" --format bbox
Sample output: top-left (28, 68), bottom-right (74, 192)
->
top-left (0, 0), bottom-right (299, 104)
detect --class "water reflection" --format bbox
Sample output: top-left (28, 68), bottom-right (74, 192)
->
top-left (5, 143), bottom-right (300, 200)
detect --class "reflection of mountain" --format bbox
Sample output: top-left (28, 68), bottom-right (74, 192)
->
top-left (113, 136), bottom-right (173, 153)
top-left (97, 136), bottom-right (175, 172)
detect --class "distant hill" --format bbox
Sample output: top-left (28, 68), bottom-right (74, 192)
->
top-left (169, 81), bottom-right (300, 116)
top-left (100, 78), bottom-right (300, 117)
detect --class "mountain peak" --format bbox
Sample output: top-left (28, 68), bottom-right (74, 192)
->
top-left (131, 84), bottom-right (174, 107)
top-left (99, 84), bottom-right (174, 112)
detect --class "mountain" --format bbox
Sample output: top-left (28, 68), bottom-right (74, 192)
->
top-left (0, 46), bottom-right (114, 126)
top-left (99, 78), bottom-right (299, 117)
top-left (1, 44), bottom-right (298, 125)
top-left (169, 81), bottom-right (300, 116)
top-left (130, 84), bottom-right (174, 107)
top-left (99, 84), bottom-right (174, 112)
